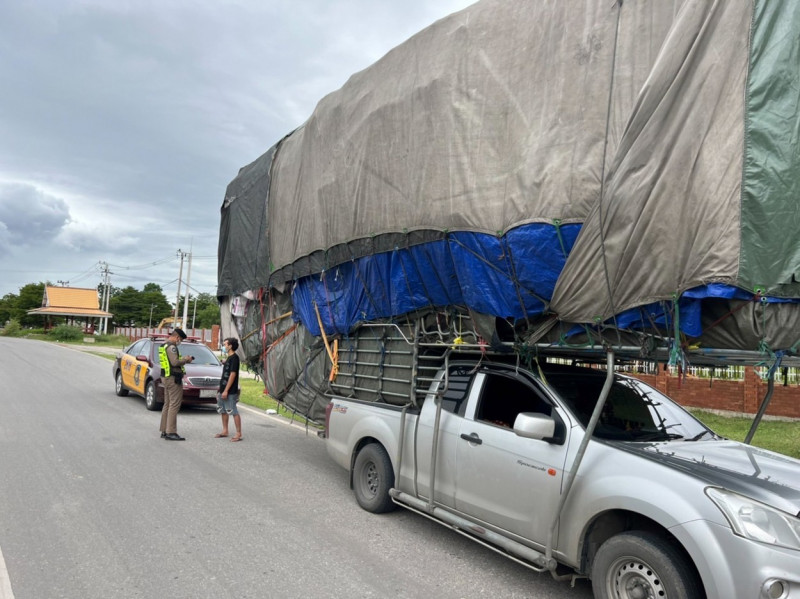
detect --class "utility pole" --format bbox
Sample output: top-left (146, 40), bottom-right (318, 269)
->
top-left (174, 249), bottom-right (184, 327)
top-left (182, 249), bottom-right (192, 332)
top-left (99, 262), bottom-right (111, 334)
top-left (104, 269), bottom-right (111, 333)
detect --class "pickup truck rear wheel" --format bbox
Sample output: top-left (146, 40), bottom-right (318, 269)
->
top-left (592, 531), bottom-right (703, 599)
top-left (353, 443), bottom-right (396, 513)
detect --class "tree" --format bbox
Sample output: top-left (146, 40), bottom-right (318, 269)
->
top-left (17, 282), bottom-right (47, 327)
top-left (109, 285), bottom-right (172, 327)
top-left (109, 286), bottom-right (141, 326)
top-left (174, 292), bottom-right (220, 328)
top-left (141, 284), bottom-right (173, 327)
top-left (194, 304), bottom-right (221, 328)
top-left (0, 293), bottom-right (15, 325)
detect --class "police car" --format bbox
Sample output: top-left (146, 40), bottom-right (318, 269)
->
top-left (112, 335), bottom-right (223, 410)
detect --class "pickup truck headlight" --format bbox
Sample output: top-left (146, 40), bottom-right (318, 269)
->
top-left (706, 487), bottom-right (800, 551)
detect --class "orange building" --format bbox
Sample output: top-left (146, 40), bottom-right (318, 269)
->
top-left (27, 286), bottom-right (113, 333)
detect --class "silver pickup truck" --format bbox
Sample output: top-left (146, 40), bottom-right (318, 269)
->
top-left (326, 358), bottom-right (800, 599)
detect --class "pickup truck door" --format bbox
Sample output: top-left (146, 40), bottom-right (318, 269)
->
top-left (454, 371), bottom-right (569, 544)
top-left (412, 367), bottom-right (475, 508)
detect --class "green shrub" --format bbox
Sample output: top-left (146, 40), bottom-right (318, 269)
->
top-left (1, 319), bottom-right (21, 336)
top-left (94, 333), bottom-right (131, 346)
top-left (48, 324), bottom-right (84, 341)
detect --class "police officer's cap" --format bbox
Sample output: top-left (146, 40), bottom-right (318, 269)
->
top-left (172, 328), bottom-right (187, 340)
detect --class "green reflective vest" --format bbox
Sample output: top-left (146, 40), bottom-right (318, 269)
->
top-left (158, 343), bottom-right (185, 378)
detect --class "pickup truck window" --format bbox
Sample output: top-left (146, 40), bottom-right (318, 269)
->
top-left (440, 370), bottom-right (472, 416)
top-left (544, 370), bottom-right (710, 441)
top-left (475, 372), bottom-right (551, 429)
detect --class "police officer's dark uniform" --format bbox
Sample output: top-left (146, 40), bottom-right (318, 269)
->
top-left (158, 328), bottom-right (194, 440)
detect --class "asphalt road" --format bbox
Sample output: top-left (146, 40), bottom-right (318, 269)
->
top-left (0, 337), bottom-right (594, 599)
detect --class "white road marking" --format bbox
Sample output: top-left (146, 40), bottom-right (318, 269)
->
top-left (0, 544), bottom-right (14, 599)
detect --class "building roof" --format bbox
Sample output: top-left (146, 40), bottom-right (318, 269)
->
top-left (27, 286), bottom-right (112, 318)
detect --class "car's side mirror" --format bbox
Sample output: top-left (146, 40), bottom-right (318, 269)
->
top-left (514, 412), bottom-right (557, 442)
top-left (135, 354), bottom-right (149, 362)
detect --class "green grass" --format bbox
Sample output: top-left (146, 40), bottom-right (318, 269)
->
top-left (691, 410), bottom-right (800, 459)
top-left (238, 378), bottom-right (323, 429)
top-left (88, 351), bottom-right (117, 361)
top-left (56, 334), bottom-right (131, 347)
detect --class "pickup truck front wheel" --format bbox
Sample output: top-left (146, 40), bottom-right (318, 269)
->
top-left (592, 531), bottom-right (703, 599)
top-left (353, 444), bottom-right (396, 514)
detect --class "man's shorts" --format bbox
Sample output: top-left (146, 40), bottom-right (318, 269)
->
top-left (216, 392), bottom-right (240, 416)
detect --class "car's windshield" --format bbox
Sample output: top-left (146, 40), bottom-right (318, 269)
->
top-left (544, 369), bottom-right (712, 442)
top-left (177, 343), bottom-right (220, 365)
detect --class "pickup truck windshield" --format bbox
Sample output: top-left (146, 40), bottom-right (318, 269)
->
top-left (544, 370), bottom-right (711, 442)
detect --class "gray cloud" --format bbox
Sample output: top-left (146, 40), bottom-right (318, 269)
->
top-left (0, 0), bottom-right (477, 297)
top-left (0, 183), bottom-right (72, 246)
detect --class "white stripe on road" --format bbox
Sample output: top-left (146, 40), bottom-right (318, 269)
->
top-left (0, 544), bottom-right (14, 599)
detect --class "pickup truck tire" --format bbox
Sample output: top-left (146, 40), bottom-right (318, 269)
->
top-left (353, 443), bottom-right (396, 513)
top-left (591, 530), bottom-right (702, 599)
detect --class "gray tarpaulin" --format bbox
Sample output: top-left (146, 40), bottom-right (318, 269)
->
top-left (218, 0), bottom-right (800, 420)
top-left (266, 0), bottom-right (683, 279)
top-left (550, 0), bottom-right (750, 322)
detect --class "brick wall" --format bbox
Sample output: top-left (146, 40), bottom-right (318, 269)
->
top-left (632, 365), bottom-right (800, 419)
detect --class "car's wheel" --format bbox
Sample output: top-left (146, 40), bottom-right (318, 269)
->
top-left (352, 443), bottom-right (396, 513)
top-left (115, 371), bottom-right (129, 396)
top-left (145, 380), bottom-right (161, 411)
top-left (592, 530), bottom-right (703, 599)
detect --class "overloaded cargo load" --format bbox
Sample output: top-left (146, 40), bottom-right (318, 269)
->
top-left (217, 0), bottom-right (800, 422)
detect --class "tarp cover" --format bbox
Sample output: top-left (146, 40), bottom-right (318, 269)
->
top-left (551, 0), bottom-right (800, 322)
top-left (265, 0), bottom-right (682, 279)
top-left (218, 0), bottom-right (800, 375)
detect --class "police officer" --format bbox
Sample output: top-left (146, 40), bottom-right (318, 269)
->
top-left (159, 328), bottom-right (194, 440)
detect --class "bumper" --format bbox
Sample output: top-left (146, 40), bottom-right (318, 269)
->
top-left (181, 388), bottom-right (218, 404)
top-left (157, 380), bottom-right (218, 405)
top-left (674, 519), bottom-right (800, 598)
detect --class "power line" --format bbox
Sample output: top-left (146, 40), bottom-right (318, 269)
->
top-left (107, 254), bottom-right (178, 270)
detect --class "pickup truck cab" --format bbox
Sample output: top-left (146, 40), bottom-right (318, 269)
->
top-left (326, 359), bottom-right (800, 599)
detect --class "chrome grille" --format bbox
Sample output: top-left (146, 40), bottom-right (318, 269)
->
top-left (187, 376), bottom-right (221, 388)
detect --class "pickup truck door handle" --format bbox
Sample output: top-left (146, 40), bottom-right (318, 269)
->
top-left (460, 432), bottom-right (483, 445)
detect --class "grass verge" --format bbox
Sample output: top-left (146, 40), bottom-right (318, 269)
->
top-left (239, 378), bottom-right (323, 429)
top-left (691, 410), bottom-right (800, 459)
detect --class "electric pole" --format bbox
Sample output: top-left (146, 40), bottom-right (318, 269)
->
top-left (182, 249), bottom-right (192, 331)
top-left (174, 249), bottom-right (184, 326)
top-left (99, 262), bottom-right (111, 334)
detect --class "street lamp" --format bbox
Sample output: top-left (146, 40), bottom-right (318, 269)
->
top-left (148, 304), bottom-right (156, 335)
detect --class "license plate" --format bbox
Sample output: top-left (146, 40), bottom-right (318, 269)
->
top-left (199, 389), bottom-right (217, 398)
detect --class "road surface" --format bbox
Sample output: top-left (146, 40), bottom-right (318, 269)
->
top-left (0, 337), bottom-right (594, 599)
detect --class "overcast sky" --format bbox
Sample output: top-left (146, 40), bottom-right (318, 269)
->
top-left (0, 0), bottom-right (476, 302)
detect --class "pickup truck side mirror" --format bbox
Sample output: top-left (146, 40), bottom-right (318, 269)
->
top-left (513, 412), bottom-right (563, 444)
